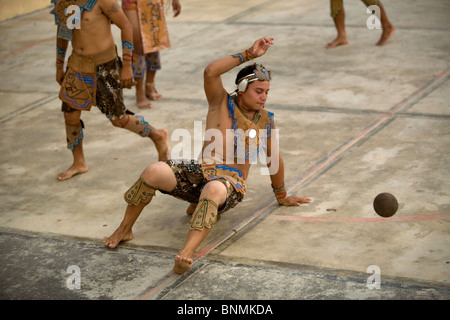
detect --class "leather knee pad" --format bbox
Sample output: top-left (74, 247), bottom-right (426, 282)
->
top-left (124, 176), bottom-right (157, 205)
top-left (189, 198), bottom-right (219, 230)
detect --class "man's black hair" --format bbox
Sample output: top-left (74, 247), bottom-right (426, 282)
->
top-left (235, 63), bottom-right (259, 85)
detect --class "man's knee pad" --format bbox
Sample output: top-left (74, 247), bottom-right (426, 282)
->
top-left (189, 198), bottom-right (219, 230)
top-left (66, 120), bottom-right (84, 151)
top-left (124, 176), bottom-right (157, 205)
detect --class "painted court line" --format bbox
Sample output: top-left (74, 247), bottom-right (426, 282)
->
top-left (0, 36), bottom-right (56, 59)
top-left (287, 69), bottom-right (450, 193)
top-left (137, 272), bottom-right (178, 300)
top-left (136, 71), bottom-right (449, 300)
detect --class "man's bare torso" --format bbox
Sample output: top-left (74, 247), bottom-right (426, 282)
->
top-left (72, 0), bottom-right (116, 56)
top-left (202, 96), bottom-right (253, 178)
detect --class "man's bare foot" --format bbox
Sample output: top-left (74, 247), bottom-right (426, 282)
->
top-left (136, 90), bottom-right (152, 109)
top-left (137, 97), bottom-right (152, 109)
top-left (103, 227), bottom-right (133, 248)
top-left (152, 128), bottom-right (170, 161)
top-left (326, 35), bottom-right (348, 49)
top-left (376, 25), bottom-right (395, 46)
top-left (146, 83), bottom-right (162, 101)
top-left (57, 164), bottom-right (88, 181)
top-left (173, 254), bottom-right (193, 274)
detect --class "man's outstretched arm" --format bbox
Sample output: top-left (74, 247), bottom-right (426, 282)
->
top-left (267, 125), bottom-right (311, 207)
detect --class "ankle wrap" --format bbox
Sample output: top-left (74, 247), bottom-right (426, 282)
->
top-left (121, 114), bottom-right (152, 137)
top-left (66, 120), bottom-right (84, 151)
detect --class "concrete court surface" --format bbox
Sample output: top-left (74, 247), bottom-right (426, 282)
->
top-left (0, 0), bottom-right (449, 301)
top-left (0, 0), bottom-right (50, 21)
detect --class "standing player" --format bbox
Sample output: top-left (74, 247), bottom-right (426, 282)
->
top-left (52, 0), bottom-right (170, 180)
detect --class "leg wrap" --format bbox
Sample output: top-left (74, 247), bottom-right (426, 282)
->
top-left (132, 52), bottom-right (162, 78)
top-left (361, 0), bottom-right (379, 7)
top-left (189, 198), bottom-right (219, 230)
top-left (124, 176), bottom-right (157, 205)
top-left (132, 53), bottom-right (147, 79)
top-left (330, 0), bottom-right (343, 18)
top-left (146, 52), bottom-right (161, 71)
top-left (121, 114), bottom-right (152, 137)
top-left (66, 120), bottom-right (84, 151)
top-left (331, 0), bottom-right (379, 18)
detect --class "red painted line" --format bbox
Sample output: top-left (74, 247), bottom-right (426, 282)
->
top-left (193, 244), bottom-right (216, 259)
top-left (436, 71), bottom-right (447, 78)
top-left (136, 272), bottom-right (177, 300)
top-left (0, 36), bottom-right (56, 59)
top-left (269, 213), bottom-right (449, 223)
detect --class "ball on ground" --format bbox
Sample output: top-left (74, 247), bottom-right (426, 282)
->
top-left (373, 192), bottom-right (398, 218)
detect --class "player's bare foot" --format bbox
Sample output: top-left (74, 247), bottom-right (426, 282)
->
top-left (57, 164), bottom-right (88, 181)
top-left (103, 227), bottom-right (133, 248)
top-left (136, 83), bottom-right (152, 109)
top-left (173, 253), bottom-right (193, 274)
top-left (137, 95), bottom-right (152, 109)
top-left (152, 128), bottom-right (170, 161)
top-left (146, 82), bottom-right (162, 101)
top-left (326, 35), bottom-right (348, 49)
top-left (376, 25), bottom-right (395, 46)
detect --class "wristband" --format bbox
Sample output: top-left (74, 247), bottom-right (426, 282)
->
top-left (232, 48), bottom-right (255, 65)
top-left (122, 41), bottom-right (134, 65)
top-left (56, 59), bottom-right (65, 69)
top-left (244, 48), bottom-right (255, 62)
top-left (272, 184), bottom-right (287, 204)
top-left (231, 52), bottom-right (244, 64)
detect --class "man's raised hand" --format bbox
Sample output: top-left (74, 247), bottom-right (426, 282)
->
top-left (250, 37), bottom-right (274, 58)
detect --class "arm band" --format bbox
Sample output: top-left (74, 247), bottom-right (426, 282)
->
top-left (232, 48), bottom-right (255, 65)
top-left (122, 41), bottom-right (134, 65)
